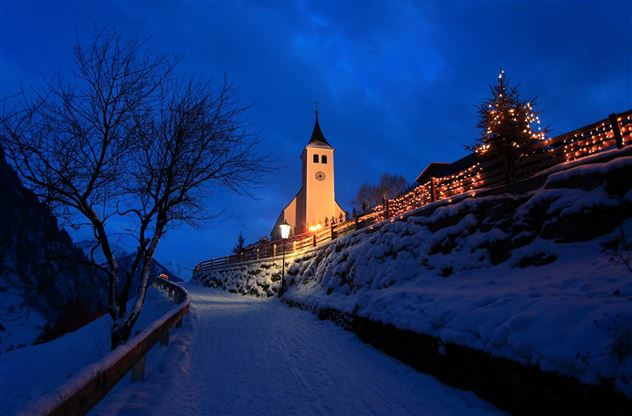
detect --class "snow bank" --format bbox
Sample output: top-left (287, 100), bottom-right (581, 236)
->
top-left (0, 288), bottom-right (47, 352)
top-left (0, 287), bottom-right (177, 416)
top-left (195, 156), bottom-right (632, 397)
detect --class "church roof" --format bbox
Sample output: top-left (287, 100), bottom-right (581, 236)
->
top-left (308, 111), bottom-right (331, 147)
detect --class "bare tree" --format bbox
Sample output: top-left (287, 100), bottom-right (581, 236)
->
top-left (353, 173), bottom-right (409, 212)
top-left (0, 29), bottom-right (268, 349)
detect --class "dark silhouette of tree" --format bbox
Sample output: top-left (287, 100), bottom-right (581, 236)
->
top-left (469, 69), bottom-right (549, 183)
top-left (0, 28), bottom-right (270, 349)
top-left (233, 231), bottom-right (246, 254)
top-left (256, 236), bottom-right (270, 246)
top-left (353, 173), bottom-right (409, 211)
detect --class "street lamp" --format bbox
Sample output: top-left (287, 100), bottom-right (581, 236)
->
top-left (279, 220), bottom-right (291, 296)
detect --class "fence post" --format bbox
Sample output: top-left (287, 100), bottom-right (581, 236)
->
top-left (131, 330), bottom-right (145, 382)
top-left (273, 244), bottom-right (277, 257)
top-left (313, 234), bottom-right (317, 247)
top-left (609, 113), bottom-right (624, 149)
top-left (330, 224), bottom-right (336, 240)
top-left (240, 251), bottom-right (243, 263)
top-left (430, 177), bottom-right (437, 202)
top-left (256, 248), bottom-right (260, 260)
top-left (293, 241), bottom-right (297, 253)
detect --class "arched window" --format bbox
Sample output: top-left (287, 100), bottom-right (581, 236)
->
top-left (313, 154), bottom-right (319, 163)
top-left (321, 155), bottom-right (328, 164)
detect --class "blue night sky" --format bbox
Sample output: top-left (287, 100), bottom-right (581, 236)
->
top-left (1, 1), bottom-right (630, 273)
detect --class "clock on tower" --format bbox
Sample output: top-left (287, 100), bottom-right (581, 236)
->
top-left (271, 110), bottom-right (345, 240)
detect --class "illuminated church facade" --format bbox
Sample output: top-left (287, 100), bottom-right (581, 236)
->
top-left (271, 112), bottom-right (345, 240)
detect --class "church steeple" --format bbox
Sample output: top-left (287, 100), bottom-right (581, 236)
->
top-left (271, 109), bottom-right (345, 239)
top-left (309, 110), bottom-right (330, 146)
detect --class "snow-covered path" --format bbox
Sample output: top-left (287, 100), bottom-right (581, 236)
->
top-left (91, 283), bottom-right (502, 415)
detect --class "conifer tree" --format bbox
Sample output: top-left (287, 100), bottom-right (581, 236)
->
top-left (471, 69), bottom-right (548, 183)
top-left (233, 231), bottom-right (246, 254)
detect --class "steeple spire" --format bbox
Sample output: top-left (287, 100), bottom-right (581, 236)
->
top-left (309, 109), bottom-right (330, 146)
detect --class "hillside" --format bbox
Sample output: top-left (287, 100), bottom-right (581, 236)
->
top-left (0, 146), bottom-right (105, 352)
top-left (195, 155), bottom-right (632, 398)
top-left (77, 239), bottom-right (186, 284)
top-left (0, 287), bottom-right (174, 415)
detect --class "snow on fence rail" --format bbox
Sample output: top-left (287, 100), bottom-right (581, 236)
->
top-left (194, 109), bottom-right (632, 273)
top-left (18, 278), bottom-right (190, 416)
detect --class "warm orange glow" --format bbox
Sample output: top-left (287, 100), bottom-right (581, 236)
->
top-left (308, 224), bottom-right (323, 232)
top-left (192, 110), bottom-right (631, 273)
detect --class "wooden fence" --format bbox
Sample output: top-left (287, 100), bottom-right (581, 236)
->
top-left (194, 109), bottom-right (632, 273)
top-left (19, 278), bottom-right (190, 416)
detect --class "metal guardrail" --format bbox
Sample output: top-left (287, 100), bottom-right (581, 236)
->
top-left (19, 278), bottom-right (190, 416)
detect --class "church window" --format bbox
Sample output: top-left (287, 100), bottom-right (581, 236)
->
top-left (313, 154), bottom-right (319, 163)
top-left (321, 155), bottom-right (328, 164)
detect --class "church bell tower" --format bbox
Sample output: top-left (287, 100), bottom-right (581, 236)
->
top-left (271, 111), bottom-right (345, 240)
top-left (297, 111), bottom-right (337, 233)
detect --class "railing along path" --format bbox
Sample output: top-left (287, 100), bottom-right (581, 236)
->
top-left (19, 278), bottom-right (190, 416)
top-left (195, 110), bottom-right (632, 273)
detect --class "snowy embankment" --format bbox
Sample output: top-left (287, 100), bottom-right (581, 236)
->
top-left (0, 287), bottom-right (173, 416)
top-left (0, 288), bottom-right (47, 353)
top-left (195, 156), bottom-right (632, 398)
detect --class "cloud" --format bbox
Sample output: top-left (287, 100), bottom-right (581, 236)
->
top-left (1, 1), bottom-right (630, 268)
top-left (290, 3), bottom-right (446, 115)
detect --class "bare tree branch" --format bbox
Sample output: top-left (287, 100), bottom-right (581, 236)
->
top-left (0, 28), bottom-right (271, 349)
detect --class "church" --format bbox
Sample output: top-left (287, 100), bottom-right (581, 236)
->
top-left (271, 111), bottom-right (345, 240)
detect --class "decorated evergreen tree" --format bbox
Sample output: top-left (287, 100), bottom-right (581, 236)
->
top-left (471, 69), bottom-right (548, 183)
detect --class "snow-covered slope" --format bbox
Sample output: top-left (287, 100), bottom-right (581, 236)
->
top-left (0, 288), bottom-right (47, 352)
top-left (0, 146), bottom-right (105, 352)
top-left (0, 287), bottom-right (174, 416)
top-left (195, 156), bottom-right (632, 397)
top-left (77, 239), bottom-right (186, 283)
top-left (162, 260), bottom-right (192, 282)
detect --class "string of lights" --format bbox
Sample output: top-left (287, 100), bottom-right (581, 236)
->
top-left (195, 110), bottom-right (632, 271)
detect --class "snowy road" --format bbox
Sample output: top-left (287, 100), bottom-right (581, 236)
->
top-left (91, 283), bottom-right (502, 415)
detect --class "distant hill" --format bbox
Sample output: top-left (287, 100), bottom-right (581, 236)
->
top-left (116, 252), bottom-right (185, 285)
top-left (77, 239), bottom-right (185, 284)
top-left (75, 239), bottom-right (129, 267)
top-left (161, 260), bottom-right (192, 282)
top-left (0, 146), bottom-right (105, 352)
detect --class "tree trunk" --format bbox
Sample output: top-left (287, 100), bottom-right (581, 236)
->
top-left (109, 248), bottom-right (158, 350)
top-left (503, 152), bottom-right (515, 184)
top-left (110, 320), bottom-right (133, 350)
